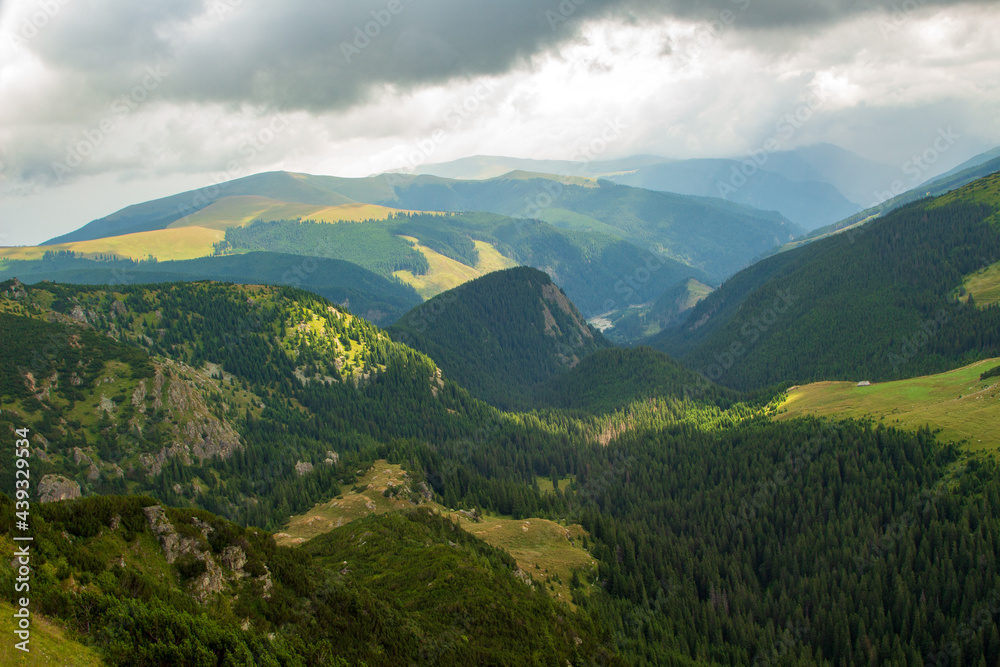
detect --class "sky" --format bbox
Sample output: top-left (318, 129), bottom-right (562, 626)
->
top-left (1, 0), bottom-right (999, 246)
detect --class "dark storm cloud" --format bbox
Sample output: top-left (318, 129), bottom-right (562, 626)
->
top-left (21, 0), bottom-right (992, 114)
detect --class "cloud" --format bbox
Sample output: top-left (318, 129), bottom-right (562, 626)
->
top-left (0, 0), bottom-right (998, 230)
top-left (6, 0), bottom-right (996, 117)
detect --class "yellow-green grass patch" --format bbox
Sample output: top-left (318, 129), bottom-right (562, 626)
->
top-left (455, 514), bottom-right (594, 607)
top-left (682, 279), bottom-right (713, 309)
top-left (0, 601), bottom-right (103, 666)
top-left (0, 227), bottom-right (224, 262)
top-left (927, 171), bottom-right (1000, 211)
top-left (169, 196), bottom-right (420, 230)
top-left (960, 261), bottom-right (1000, 307)
top-left (535, 476), bottom-right (573, 495)
top-left (393, 238), bottom-right (517, 299)
top-left (275, 461), bottom-right (421, 545)
top-left (776, 358), bottom-right (1000, 455)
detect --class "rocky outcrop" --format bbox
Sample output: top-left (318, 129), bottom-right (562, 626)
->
top-left (38, 475), bottom-right (81, 503)
top-left (143, 505), bottom-right (225, 603)
top-left (143, 506), bottom-right (272, 603)
top-left (220, 546), bottom-right (247, 571)
top-left (138, 442), bottom-right (192, 476)
top-left (295, 461), bottom-right (314, 476)
top-left (143, 505), bottom-right (190, 563)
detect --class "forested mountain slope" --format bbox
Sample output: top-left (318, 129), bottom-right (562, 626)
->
top-left (651, 172), bottom-right (1000, 390)
top-left (4, 272), bottom-right (1000, 665)
top-left (390, 267), bottom-right (610, 408)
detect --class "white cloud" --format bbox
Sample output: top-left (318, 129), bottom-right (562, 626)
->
top-left (1, 0), bottom-right (999, 244)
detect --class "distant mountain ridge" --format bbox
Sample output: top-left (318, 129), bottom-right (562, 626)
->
top-left (414, 144), bottom-right (905, 231)
top-left (802, 145), bottom-right (1000, 242)
top-left (35, 169), bottom-right (800, 285)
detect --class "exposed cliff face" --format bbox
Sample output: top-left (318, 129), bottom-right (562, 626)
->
top-left (133, 363), bottom-right (243, 476)
top-left (143, 505), bottom-right (272, 604)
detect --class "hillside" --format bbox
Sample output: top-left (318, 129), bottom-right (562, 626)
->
top-left (5, 275), bottom-right (1000, 664)
top-left (776, 357), bottom-right (1000, 453)
top-left (651, 172), bottom-right (1000, 390)
top-left (417, 145), bottom-right (901, 232)
top-left (0, 495), bottom-right (615, 665)
top-left (0, 277), bottom-right (480, 529)
top-left (41, 171), bottom-right (369, 245)
top-left (594, 277), bottom-right (713, 344)
top-left (389, 267), bottom-right (610, 408)
top-left (9, 208), bottom-right (705, 321)
top-left (0, 252), bottom-right (422, 325)
top-left (381, 174), bottom-right (800, 280)
top-left (531, 346), bottom-right (738, 414)
top-left (217, 212), bottom-right (702, 316)
top-left (277, 459), bottom-right (596, 607)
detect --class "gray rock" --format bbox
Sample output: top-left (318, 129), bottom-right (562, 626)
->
top-left (38, 475), bottom-right (81, 503)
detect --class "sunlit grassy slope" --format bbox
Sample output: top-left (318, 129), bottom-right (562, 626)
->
top-left (276, 461), bottom-right (594, 607)
top-left (393, 237), bottom-right (517, 299)
top-left (0, 538), bottom-right (104, 667)
top-left (0, 601), bottom-right (103, 666)
top-left (169, 195), bottom-right (416, 229)
top-left (682, 278), bottom-right (713, 309)
top-left (776, 357), bottom-right (1000, 454)
top-left (961, 261), bottom-right (1000, 306)
top-left (0, 227), bottom-right (224, 262)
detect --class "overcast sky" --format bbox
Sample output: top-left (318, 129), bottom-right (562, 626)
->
top-left (1, 0), bottom-right (999, 246)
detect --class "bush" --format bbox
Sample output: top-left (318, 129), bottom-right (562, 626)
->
top-left (980, 364), bottom-right (1000, 381)
top-left (174, 553), bottom-right (207, 580)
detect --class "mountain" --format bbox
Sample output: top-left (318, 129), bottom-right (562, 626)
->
top-left (416, 145), bottom-right (899, 205)
top-left (418, 145), bottom-right (901, 232)
top-left (0, 251), bottom-right (422, 325)
top-left (218, 211), bottom-right (703, 317)
top-left (31, 170), bottom-right (800, 285)
top-left (608, 157), bottom-right (860, 231)
top-left (928, 144), bottom-right (1000, 183)
top-left (389, 267), bottom-right (610, 409)
top-left (650, 172), bottom-right (1000, 390)
top-left (0, 277), bottom-right (458, 527)
top-left (756, 143), bottom-right (901, 206)
top-left (383, 173), bottom-right (802, 279)
top-left (43, 171), bottom-right (366, 245)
